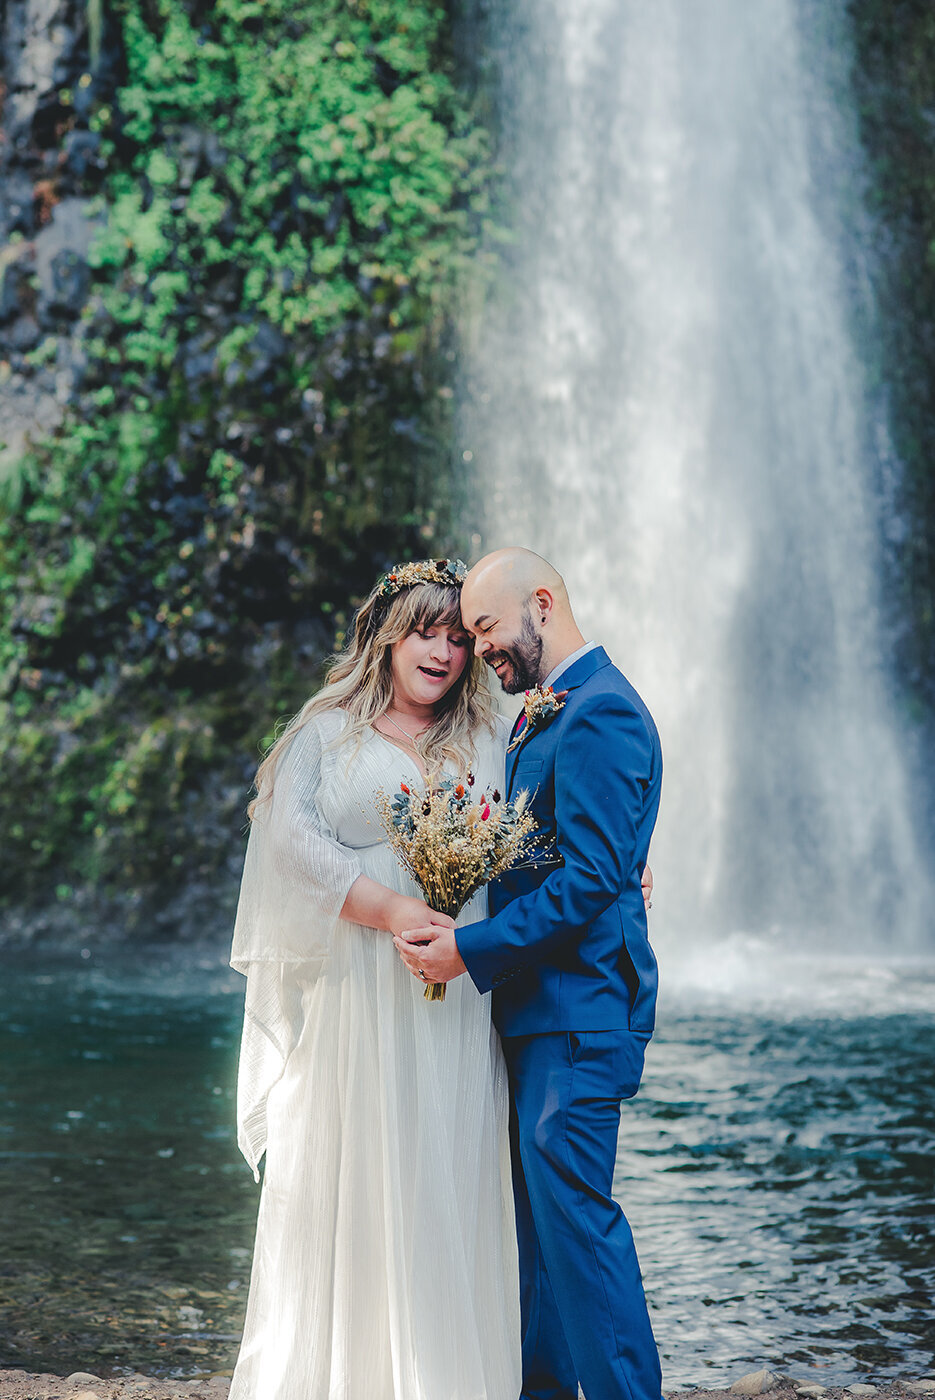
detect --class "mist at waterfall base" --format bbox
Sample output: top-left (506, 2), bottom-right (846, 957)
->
top-left (458, 0), bottom-right (935, 973)
top-left (2, 949), bottom-right (933, 1388)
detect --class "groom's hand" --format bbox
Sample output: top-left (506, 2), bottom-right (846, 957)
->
top-left (394, 925), bottom-right (467, 984)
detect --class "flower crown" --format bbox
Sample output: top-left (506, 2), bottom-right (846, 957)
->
top-left (379, 557), bottom-right (468, 597)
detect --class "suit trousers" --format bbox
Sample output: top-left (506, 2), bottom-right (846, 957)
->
top-left (501, 1029), bottom-right (661, 1400)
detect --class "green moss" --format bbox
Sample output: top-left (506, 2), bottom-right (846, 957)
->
top-left (0, 0), bottom-right (491, 915)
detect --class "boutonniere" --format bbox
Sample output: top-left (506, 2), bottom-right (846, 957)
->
top-left (507, 686), bottom-right (567, 753)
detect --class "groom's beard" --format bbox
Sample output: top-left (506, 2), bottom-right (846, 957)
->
top-left (486, 614), bottom-right (543, 694)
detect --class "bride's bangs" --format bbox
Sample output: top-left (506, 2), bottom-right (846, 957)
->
top-left (390, 582), bottom-right (464, 639)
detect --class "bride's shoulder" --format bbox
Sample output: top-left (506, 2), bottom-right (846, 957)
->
top-left (492, 711), bottom-right (514, 744)
top-left (312, 707), bottom-right (352, 743)
top-left (281, 708), bottom-right (352, 775)
top-left (469, 712), bottom-right (510, 768)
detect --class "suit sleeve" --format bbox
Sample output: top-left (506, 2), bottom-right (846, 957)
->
top-left (457, 692), bottom-right (654, 994)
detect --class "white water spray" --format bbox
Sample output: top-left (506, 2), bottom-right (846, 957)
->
top-left (460, 0), bottom-right (931, 951)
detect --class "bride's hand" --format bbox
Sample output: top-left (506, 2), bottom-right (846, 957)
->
top-left (642, 865), bottom-right (653, 911)
top-left (387, 893), bottom-right (454, 939)
top-left (340, 877), bottom-right (454, 936)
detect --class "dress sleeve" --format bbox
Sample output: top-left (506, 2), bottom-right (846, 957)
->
top-left (230, 712), bottom-right (361, 1179)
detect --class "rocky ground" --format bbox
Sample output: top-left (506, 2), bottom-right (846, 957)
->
top-left (0, 1375), bottom-right (228, 1400)
top-left (0, 1369), bottom-right (932, 1400)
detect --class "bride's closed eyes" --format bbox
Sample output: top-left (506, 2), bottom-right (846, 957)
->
top-left (419, 628), bottom-right (470, 647)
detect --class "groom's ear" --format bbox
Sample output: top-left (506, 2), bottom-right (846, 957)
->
top-left (533, 588), bottom-right (555, 625)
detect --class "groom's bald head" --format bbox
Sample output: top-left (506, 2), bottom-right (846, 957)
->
top-left (461, 548), bottom-right (584, 693)
top-left (463, 547), bottom-right (567, 616)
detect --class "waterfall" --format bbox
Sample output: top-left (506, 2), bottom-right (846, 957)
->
top-left (459, 0), bottom-right (932, 956)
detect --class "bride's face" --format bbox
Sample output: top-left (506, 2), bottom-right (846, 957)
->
top-left (390, 619), bottom-right (472, 709)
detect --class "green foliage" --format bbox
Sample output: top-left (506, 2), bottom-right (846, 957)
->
top-left (84, 0), bottom-right (491, 350)
top-left (0, 0), bottom-right (491, 913)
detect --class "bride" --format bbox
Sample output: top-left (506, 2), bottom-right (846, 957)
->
top-left (228, 558), bottom-right (522, 1400)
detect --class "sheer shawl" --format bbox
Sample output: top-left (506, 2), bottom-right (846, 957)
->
top-left (230, 708), bottom-right (361, 1179)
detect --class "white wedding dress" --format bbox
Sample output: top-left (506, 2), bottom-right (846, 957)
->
top-left (229, 708), bottom-right (520, 1400)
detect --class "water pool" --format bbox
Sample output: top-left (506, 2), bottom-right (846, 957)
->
top-left (1, 946), bottom-right (932, 1388)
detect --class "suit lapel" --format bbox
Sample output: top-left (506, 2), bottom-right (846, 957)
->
top-left (503, 648), bottom-right (612, 797)
top-left (505, 712), bottom-right (525, 798)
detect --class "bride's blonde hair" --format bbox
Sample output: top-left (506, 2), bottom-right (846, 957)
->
top-left (248, 574), bottom-right (496, 818)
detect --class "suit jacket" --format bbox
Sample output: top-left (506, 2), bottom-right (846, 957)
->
top-left (457, 646), bottom-right (662, 1036)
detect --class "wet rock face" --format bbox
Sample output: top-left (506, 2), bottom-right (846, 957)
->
top-left (0, 1), bottom-right (109, 472)
top-left (1, 1), bottom-right (95, 229)
top-left (2, 0), bottom-right (75, 151)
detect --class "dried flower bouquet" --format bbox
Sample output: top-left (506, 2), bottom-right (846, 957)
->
top-left (376, 772), bottom-right (539, 1001)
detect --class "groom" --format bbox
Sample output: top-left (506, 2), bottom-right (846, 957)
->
top-left (396, 547), bottom-right (663, 1400)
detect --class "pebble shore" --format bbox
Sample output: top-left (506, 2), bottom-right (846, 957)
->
top-left (0, 1369), bottom-right (932, 1400)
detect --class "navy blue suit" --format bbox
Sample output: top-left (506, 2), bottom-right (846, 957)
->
top-left (457, 646), bottom-right (662, 1400)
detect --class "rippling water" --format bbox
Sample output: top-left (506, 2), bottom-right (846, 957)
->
top-left (1, 946), bottom-right (933, 1387)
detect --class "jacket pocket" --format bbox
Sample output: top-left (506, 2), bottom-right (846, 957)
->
top-left (511, 758), bottom-right (543, 799)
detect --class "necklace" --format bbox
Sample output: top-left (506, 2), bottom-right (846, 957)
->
top-left (380, 709), bottom-right (430, 747)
